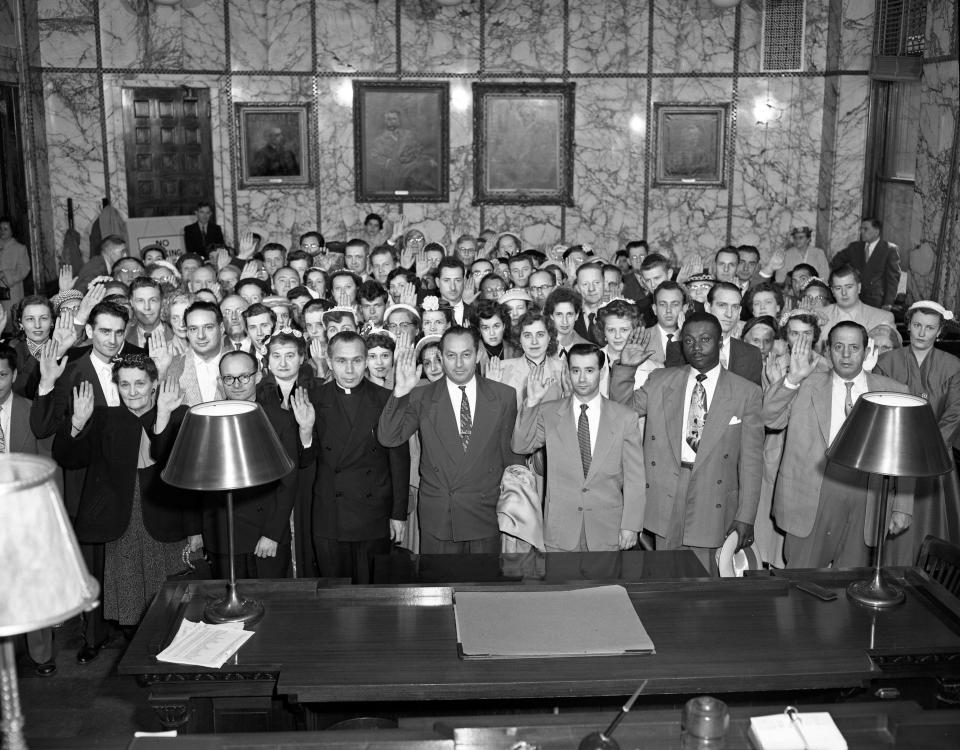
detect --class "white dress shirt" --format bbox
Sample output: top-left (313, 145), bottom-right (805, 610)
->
top-left (90, 355), bottom-right (120, 406)
top-left (572, 392), bottom-right (602, 453)
top-left (192, 350), bottom-right (221, 403)
top-left (865, 238), bottom-right (879, 262)
top-left (829, 369), bottom-right (869, 443)
top-left (446, 376), bottom-right (477, 437)
top-left (452, 300), bottom-right (466, 325)
top-left (0, 391), bottom-right (12, 452)
top-left (719, 335), bottom-right (732, 370)
top-left (680, 364), bottom-right (721, 464)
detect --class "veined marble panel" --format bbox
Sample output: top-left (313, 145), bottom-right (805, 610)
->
top-left (235, 189), bottom-right (317, 250)
top-left (484, 0), bottom-right (564, 74)
top-left (231, 76), bottom-right (314, 103)
top-left (838, 0), bottom-right (874, 71)
top-left (399, 0), bottom-right (480, 74)
top-left (38, 18), bottom-right (97, 68)
top-left (229, 0), bottom-right (312, 72)
top-left (802, 0), bottom-right (830, 73)
top-left (43, 71), bottom-right (105, 263)
top-left (926, 0), bottom-right (956, 60)
top-left (916, 62), bottom-right (958, 253)
top-left (565, 79), bottom-right (646, 256)
top-left (737, 0), bottom-right (762, 74)
top-left (651, 1), bottom-right (735, 75)
top-left (481, 207), bottom-right (563, 251)
top-left (827, 75), bottom-right (870, 254)
top-left (99, 0), bottom-right (225, 70)
top-left (732, 77), bottom-right (824, 257)
top-left (38, 0), bottom-right (95, 21)
top-left (316, 0), bottom-right (396, 73)
top-left (567, 0), bottom-right (648, 75)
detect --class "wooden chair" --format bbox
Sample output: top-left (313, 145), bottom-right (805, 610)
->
top-left (917, 535), bottom-right (960, 598)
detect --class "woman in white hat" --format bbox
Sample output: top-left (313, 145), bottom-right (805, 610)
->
top-left (874, 300), bottom-right (960, 562)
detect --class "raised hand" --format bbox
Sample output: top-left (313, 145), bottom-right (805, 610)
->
top-left (398, 281), bottom-right (417, 307)
top-left (461, 275), bottom-right (479, 305)
top-left (58, 265), bottom-right (77, 292)
top-left (75, 283), bottom-right (106, 326)
top-left (237, 231), bottom-right (257, 259)
top-left (156, 377), bottom-right (183, 415)
top-left (389, 215), bottom-right (406, 243)
top-left (71, 381), bottom-right (95, 431)
top-left (486, 355), bottom-right (504, 382)
top-left (334, 287), bottom-right (350, 308)
top-left (213, 248), bottom-right (231, 270)
top-left (290, 387), bottom-right (316, 434)
top-left (764, 350), bottom-right (786, 385)
top-left (38, 340), bottom-right (67, 390)
top-left (676, 258), bottom-right (702, 285)
top-left (399, 243), bottom-right (415, 269)
top-left (786, 330), bottom-right (817, 385)
top-left (862, 337), bottom-right (879, 372)
top-left (51, 310), bottom-right (78, 357)
top-left (239, 259), bottom-right (262, 280)
top-left (525, 364), bottom-right (556, 407)
top-left (393, 346), bottom-right (418, 397)
top-left (619, 326), bottom-right (654, 367)
top-left (151, 336), bottom-right (175, 379)
top-left (0, 306), bottom-right (7, 339)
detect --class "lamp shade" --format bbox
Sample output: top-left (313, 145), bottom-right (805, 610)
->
top-left (161, 401), bottom-right (295, 491)
top-left (0, 454), bottom-right (100, 636)
top-left (827, 392), bottom-right (953, 477)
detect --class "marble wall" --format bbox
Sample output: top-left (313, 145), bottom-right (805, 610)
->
top-left (25, 0), bottom-right (887, 279)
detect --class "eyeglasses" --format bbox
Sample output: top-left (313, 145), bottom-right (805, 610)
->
top-left (387, 322), bottom-right (415, 332)
top-left (221, 373), bottom-right (255, 386)
top-left (529, 284), bottom-right (555, 294)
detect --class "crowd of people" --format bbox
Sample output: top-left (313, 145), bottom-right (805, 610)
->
top-left (6, 206), bottom-right (959, 675)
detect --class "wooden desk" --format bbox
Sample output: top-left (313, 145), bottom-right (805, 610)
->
top-left (373, 548), bottom-right (708, 584)
top-left (119, 568), bottom-right (960, 732)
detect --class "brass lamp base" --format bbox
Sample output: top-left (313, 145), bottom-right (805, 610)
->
top-left (846, 572), bottom-right (905, 609)
top-left (204, 583), bottom-right (264, 626)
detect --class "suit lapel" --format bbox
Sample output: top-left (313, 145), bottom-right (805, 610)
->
top-left (663, 370), bottom-right (686, 465)
top-left (588, 398), bottom-right (616, 478)
top-left (552, 397), bottom-right (585, 475)
top-left (696, 369), bottom-right (736, 462)
top-left (428, 381), bottom-right (464, 469)
top-left (78, 356), bottom-right (107, 405)
top-left (9, 395), bottom-right (32, 452)
top-left (813, 374), bottom-right (832, 444)
top-left (463, 378), bottom-right (496, 465)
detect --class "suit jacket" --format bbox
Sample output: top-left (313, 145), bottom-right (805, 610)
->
top-left (665, 336), bottom-right (763, 387)
top-left (8, 393), bottom-right (39, 454)
top-left (574, 310), bottom-right (600, 345)
top-left (831, 239), bottom-right (901, 308)
top-left (817, 302), bottom-right (895, 343)
top-left (512, 396), bottom-right (645, 550)
top-left (378, 377), bottom-right (522, 541)
top-left (610, 363), bottom-right (764, 548)
top-left (314, 379), bottom-right (409, 541)
top-left (53, 404), bottom-right (197, 544)
top-left (762, 371), bottom-right (912, 541)
top-left (125, 322), bottom-right (174, 353)
top-left (166, 346), bottom-right (229, 406)
top-left (74, 255), bottom-right (108, 295)
top-left (489, 355), bottom-right (569, 409)
top-left (183, 221), bottom-right (225, 256)
top-left (10, 338), bottom-right (41, 400)
top-left (644, 325), bottom-right (674, 365)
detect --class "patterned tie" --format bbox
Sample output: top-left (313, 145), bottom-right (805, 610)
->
top-left (578, 403), bottom-right (591, 478)
top-left (0, 405), bottom-right (6, 454)
top-left (685, 374), bottom-right (708, 453)
top-left (458, 386), bottom-right (471, 452)
top-left (844, 381), bottom-right (854, 417)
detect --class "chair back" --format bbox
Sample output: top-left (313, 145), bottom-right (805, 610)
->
top-left (917, 534), bottom-right (960, 597)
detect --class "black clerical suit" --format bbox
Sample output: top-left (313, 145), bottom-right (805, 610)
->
top-left (312, 378), bottom-right (409, 584)
top-left (183, 221), bottom-right (225, 256)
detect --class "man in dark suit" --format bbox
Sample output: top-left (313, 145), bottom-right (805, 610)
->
top-left (379, 326), bottom-right (522, 553)
top-left (313, 332), bottom-right (409, 582)
top-left (183, 202), bottom-right (225, 257)
top-left (830, 217), bottom-right (901, 309)
top-left (610, 312), bottom-right (764, 573)
top-left (665, 282), bottom-right (763, 387)
top-left (29, 300), bottom-right (145, 665)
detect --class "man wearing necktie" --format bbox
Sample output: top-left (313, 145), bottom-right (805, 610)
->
top-left (610, 312), bottom-right (763, 573)
top-left (379, 326), bottom-right (522, 554)
top-left (762, 321), bottom-right (913, 568)
top-left (513, 344), bottom-right (644, 551)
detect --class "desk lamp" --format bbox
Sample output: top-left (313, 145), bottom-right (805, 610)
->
top-left (827, 392), bottom-right (952, 608)
top-left (0, 455), bottom-right (100, 750)
top-left (162, 401), bottom-right (294, 625)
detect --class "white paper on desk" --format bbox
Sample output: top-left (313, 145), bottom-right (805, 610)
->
top-left (155, 619), bottom-right (254, 669)
top-left (748, 711), bottom-right (847, 750)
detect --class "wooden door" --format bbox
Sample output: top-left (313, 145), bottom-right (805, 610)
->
top-left (123, 87), bottom-right (214, 218)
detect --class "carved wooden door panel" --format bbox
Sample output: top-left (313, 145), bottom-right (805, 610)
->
top-left (122, 87), bottom-right (214, 218)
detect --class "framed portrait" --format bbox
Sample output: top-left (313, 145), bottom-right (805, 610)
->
top-left (473, 83), bottom-right (575, 206)
top-left (236, 104), bottom-right (311, 188)
top-left (653, 104), bottom-right (729, 187)
top-left (353, 81), bottom-right (449, 203)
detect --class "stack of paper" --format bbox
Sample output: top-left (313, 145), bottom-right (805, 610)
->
top-left (155, 620), bottom-right (254, 669)
top-left (748, 711), bottom-right (847, 750)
